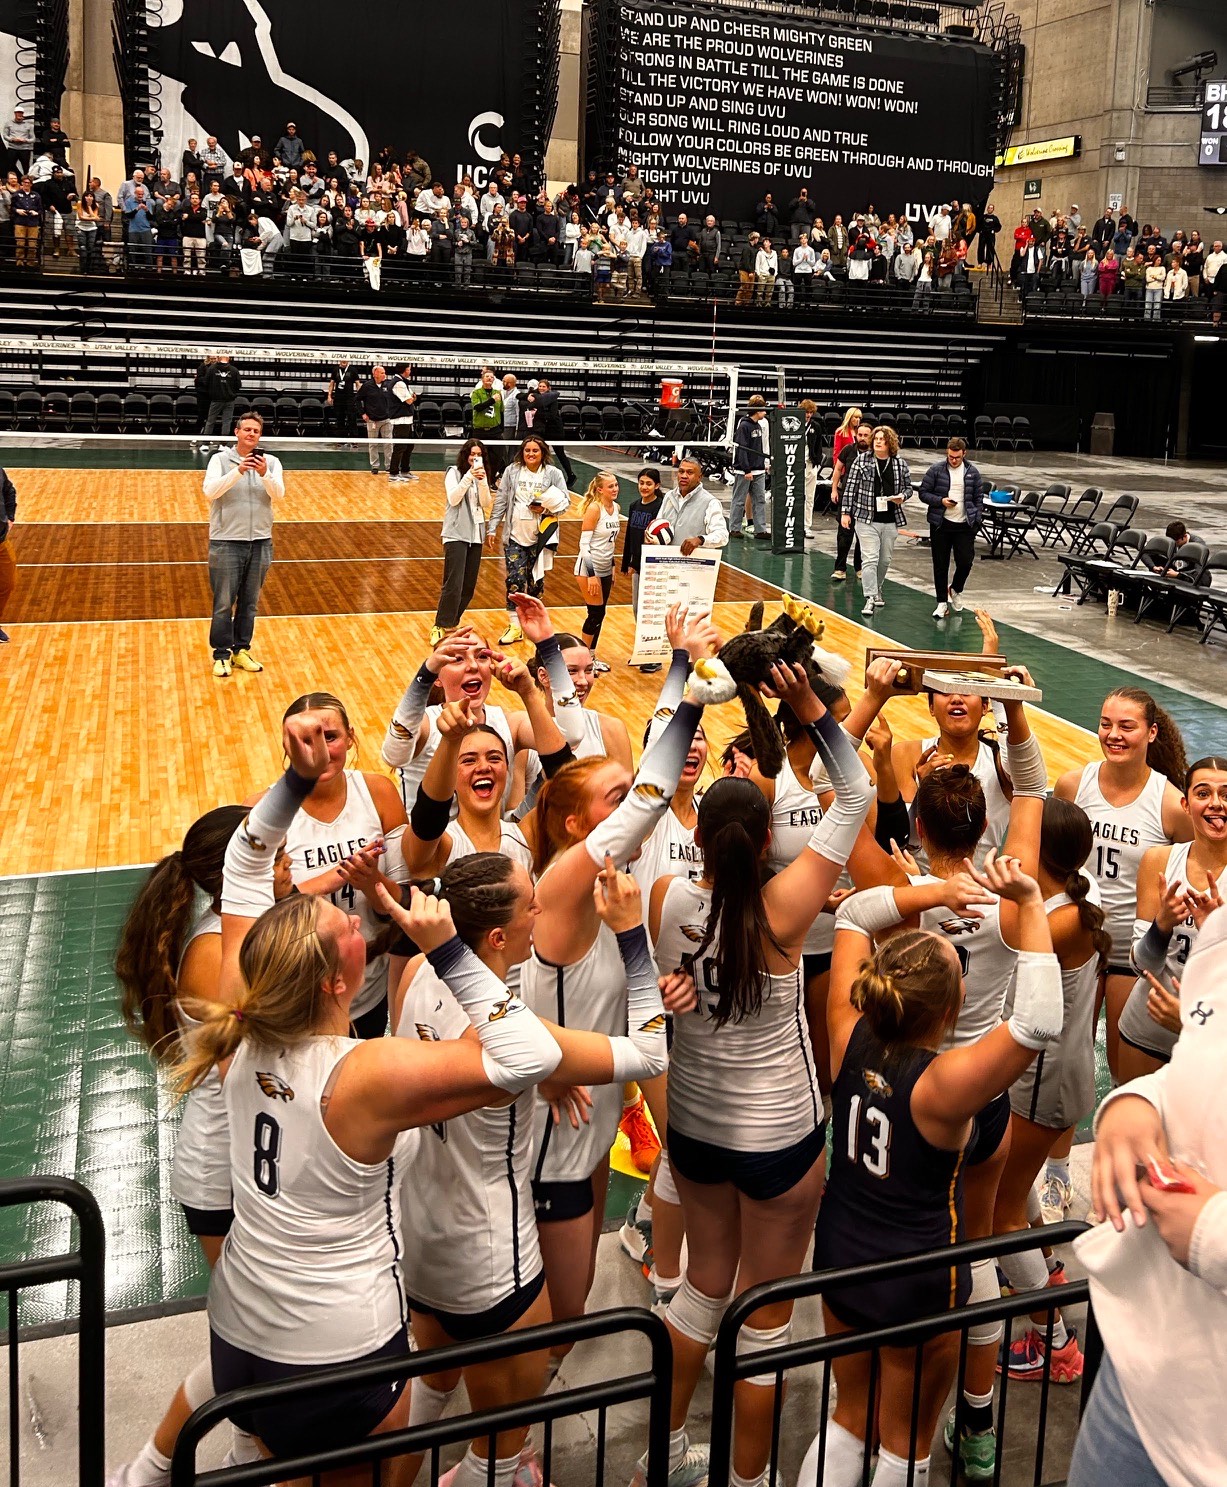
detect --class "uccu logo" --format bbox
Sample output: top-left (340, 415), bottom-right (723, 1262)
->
top-left (457, 111), bottom-right (504, 189)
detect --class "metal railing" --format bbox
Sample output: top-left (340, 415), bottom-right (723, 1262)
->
top-left (171, 1307), bottom-right (672, 1487)
top-left (708, 1222), bottom-right (1099, 1487)
top-left (0, 1177), bottom-right (107, 1487)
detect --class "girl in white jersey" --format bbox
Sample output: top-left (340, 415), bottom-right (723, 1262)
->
top-left (180, 712), bottom-right (564, 1476)
top-left (991, 797), bottom-right (1109, 1393)
top-left (640, 661), bottom-right (874, 1487)
top-left (393, 851), bottom-right (684, 1487)
top-left (516, 606), bottom-right (721, 1363)
top-left (574, 470), bottom-right (624, 671)
top-left (110, 807), bottom-right (294, 1487)
top-left (1120, 755), bottom-right (1227, 1080)
top-left (267, 691), bottom-right (409, 1038)
top-left (1055, 686), bottom-right (1190, 1084)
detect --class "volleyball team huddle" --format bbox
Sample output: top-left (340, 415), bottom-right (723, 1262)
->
top-left (111, 588), bottom-right (1224, 1487)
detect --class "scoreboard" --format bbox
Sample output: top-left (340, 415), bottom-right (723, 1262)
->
top-left (1202, 79), bottom-right (1227, 165)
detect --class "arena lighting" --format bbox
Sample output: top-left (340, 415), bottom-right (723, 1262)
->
top-left (1172, 49), bottom-right (1217, 82)
top-left (1194, 335), bottom-right (1221, 342)
top-left (1206, 206), bottom-right (1227, 214)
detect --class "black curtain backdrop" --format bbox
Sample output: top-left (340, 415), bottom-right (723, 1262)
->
top-left (149, 0), bottom-right (536, 182)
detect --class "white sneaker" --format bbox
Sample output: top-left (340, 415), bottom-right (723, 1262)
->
top-left (1039, 1170), bottom-right (1073, 1225)
top-left (949, 588), bottom-right (965, 612)
top-left (933, 602), bottom-right (951, 618)
top-left (629, 1443), bottom-right (709, 1487)
top-left (862, 600), bottom-right (876, 617)
top-left (874, 595), bottom-right (886, 609)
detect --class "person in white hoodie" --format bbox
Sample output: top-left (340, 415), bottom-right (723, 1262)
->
top-left (1070, 899), bottom-right (1227, 1487)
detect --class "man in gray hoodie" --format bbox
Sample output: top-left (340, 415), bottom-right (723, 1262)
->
top-left (202, 411), bottom-right (285, 677)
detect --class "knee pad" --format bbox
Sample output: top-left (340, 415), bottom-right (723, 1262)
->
top-left (736, 1319), bottom-right (791, 1388)
top-left (183, 1359), bottom-right (216, 1412)
top-left (967, 1258), bottom-right (1004, 1348)
top-left (666, 1275), bottom-right (732, 1347)
top-left (654, 1149), bottom-right (680, 1207)
top-left (1026, 1183), bottom-right (1043, 1224)
top-left (998, 1243), bottom-right (1049, 1296)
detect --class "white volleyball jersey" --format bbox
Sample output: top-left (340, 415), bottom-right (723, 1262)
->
top-left (209, 1036), bottom-right (417, 1364)
top-left (914, 874), bottom-right (1018, 1049)
top-left (520, 708), bottom-right (607, 813)
top-left (910, 737), bottom-right (1011, 871)
top-left (1136, 840), bottom-right (1197, 982)
top-left (394, 703), bottom-right (516, 813)
top-left (445, 818), bottom-right (533, 873)
top-left (653, 878), bottom-right (822, 1150)
top-left (1008, 884), bottom-right (1101, 1128)
top-left (1118, 842), bottom-right (1196, 1061)
top-left (1074, 763), bottom-right (1169, 960)
top-left (767, 754), bottom-right (832, 954)
top-left (576, 504), bottom-right (623, 577)
top-left (395, 962), bottom-right (541, 1313)
top-left (170, 908), bottom-right (230, 1212)
top-left (284, 771), bottom-right (390, 1017)
top-left (521, 895), bottom-right (627, 1184)
top-left (631, 803), bottom-right (703, 897)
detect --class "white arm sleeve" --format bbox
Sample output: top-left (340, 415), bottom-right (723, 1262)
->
top-left (1007, 951), bottom-right (1063, 1050)
top-left (585, 698), bottom-right (704, 867)
top-left (802, 712), bottom-right (873, 868)
top-left (534, 635), bottom-right (587, 748)
top-left (834, 886), bottom-right (904, 937)
top-left (222, 771), bottom-right (315, 919)
top-left (381, 664), bottom-right (434, 768)
top-left (607, 924), bottom-right (668, 1082)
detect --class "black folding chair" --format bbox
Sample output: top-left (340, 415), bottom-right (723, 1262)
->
top-left (1054, 521), bottom-right (1124, 598)
top-left (1072, 495), bottom-right (1137, 552)
top-left (1078, 528), bottom-right (1147, 604)
top-left (1031, 484), bottom-right (1072, 547)
top-left (1133, 542), bottom-right (1208, 626)
top-left (1166, 551), bottom-right (1227, 633)
top-left (1051, 487), bottom-right (1103, 548)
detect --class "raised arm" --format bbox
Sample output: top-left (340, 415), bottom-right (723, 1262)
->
top-left (380, 626), bottom-right (476, 769)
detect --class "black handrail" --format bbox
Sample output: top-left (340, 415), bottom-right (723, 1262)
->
top-left (0, 1177), bottom-right (107, 1487)
top-left (172, 1306), bottom-right (671, 1487)
top-left (708, 1221), bottom-right (1098, 1487)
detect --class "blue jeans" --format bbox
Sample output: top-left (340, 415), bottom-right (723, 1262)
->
top-left (128, 229), bottom-right (153, 269)
top-left (1067, 1353), bottom-right (1167, 1487)
top-left (208, 539), bottom-right (272, 658)
top-left (855, 519), bottom-right (898, 601)
top-left (1144, 287), bottom-right (1162, 321)
top-left (734, 470), bottom-right (767, 531)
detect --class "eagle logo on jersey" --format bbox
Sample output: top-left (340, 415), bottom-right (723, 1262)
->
top-left (938, 916), bottom-right (983, 938)
top-left (415, 1023), bottom-right (441, 1042)
top-left (240, 814), bottom-right (268, 852)
top-left (863, 1069), bottom-right (893, 1098)
top-left (654, 706), bottom-right (676, 722)
top-left (638, 1014), bottom-right (667, 1034)
top-left (389, 718), bottom-right (414, 739)
top-left (679, 924), bottom-right (706, 943)
top-left (489, 996), bottom-right (525, 1022)
top-left (633, 782), bottom-right (672, 804)
top-left (256, 1071), bottom-right (294, 1102)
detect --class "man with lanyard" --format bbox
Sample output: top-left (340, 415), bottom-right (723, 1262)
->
top-left (918, 435), bottom-right (984, 618)
top-left (388, 362), bottom-right (420, 484)
top-left (326, 358), bottom-right (359, 439)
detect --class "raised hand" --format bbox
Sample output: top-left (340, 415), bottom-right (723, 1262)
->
top-left (1154, 874), bottom-right (1188, 933)
top-left (426, 625), bottom-right (476, 675)
top-left (761, 660), bottom-right (821, 724)
top-left (974, 608), bottom-right (999, 655)
top-left (509, 592), bottom-right (554, 644)
top-left (967, 849), bottom-right (1041, 905)
top-left (491, 650), bottom-right (534, 698)
top-left (435, 697), bottom-right (472, 740)
top-left (592, 853), bottom-right (643, 932)
top-left (887, 838), bottom-right (921, 877)
top-left (865, 655), bottom-right (902, 702)
top-left (941, 870), bottom-right (996, 918)
top-left (1184, 871), bottom-right (1223, 931)
top-left (283, 711), bottom-right (331, 779)
top-left (376, 882), bottom-right (456, 952)
top-left (681, 608), bottom-right (722, 662)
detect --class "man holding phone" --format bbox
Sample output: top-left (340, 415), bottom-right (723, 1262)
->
top-left (202, 411), bottom-right (285, 677)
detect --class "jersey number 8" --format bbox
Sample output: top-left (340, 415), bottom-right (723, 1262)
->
top-left (254, 1112), bottom-right (282, 1197)
top-left (847, 1093), bottom-right (892, 1178)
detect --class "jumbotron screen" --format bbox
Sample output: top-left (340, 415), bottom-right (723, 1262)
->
top-left (613, 0), bottom-right (998, 221)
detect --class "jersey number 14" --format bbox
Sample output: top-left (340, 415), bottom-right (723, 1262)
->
top-left (847, 1094), bottom-right (892, 1178)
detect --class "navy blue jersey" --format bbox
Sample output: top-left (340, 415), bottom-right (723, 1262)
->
top-left (814, 1019), bottom-right (970, 1329)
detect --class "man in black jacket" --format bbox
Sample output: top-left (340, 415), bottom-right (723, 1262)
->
top-left (525, 378), bottom-right (574, 484)
top-left (327, 358), bottom-right (359, 436)
top-left (202, 356), bottom-right (243, 439)
top-left (917, 436), bottom-right (985, 616)
top-left (978, 201), bottom-right (1001, 266)
top-left (670, 214), bottom-right (700, 276)
top-left (788, 189), bottom-right (817, 240)
top-left (1090, 209), bottom-right (1116, 258)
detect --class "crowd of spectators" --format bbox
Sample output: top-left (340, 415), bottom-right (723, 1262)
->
top-left (1008, 204), bottom-right (1227, 324)
top-left (2, 114), bottom-right (1223, 328)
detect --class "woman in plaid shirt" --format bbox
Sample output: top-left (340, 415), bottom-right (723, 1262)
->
top-left (839, 424), bottom-right (912, 617)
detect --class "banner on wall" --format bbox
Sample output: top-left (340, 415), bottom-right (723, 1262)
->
top-left (770, 407), bottom-right (806, 556)
top-left (149, 0), bottom-right (535, 182)
top-left (611, 0), bottom-right (997, 221)
top-left (629, 546), bottom-right (722, 665)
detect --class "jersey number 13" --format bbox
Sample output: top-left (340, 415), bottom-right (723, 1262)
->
top-left (847, 1094), bottom-right (892, 1178)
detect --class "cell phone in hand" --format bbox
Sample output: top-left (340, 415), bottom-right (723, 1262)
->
top-left (1144, 1156), bottom-right (1196, 1194)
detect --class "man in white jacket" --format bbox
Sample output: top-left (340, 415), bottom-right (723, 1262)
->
top-left (1071, 902), bottom-right (1227, 1487)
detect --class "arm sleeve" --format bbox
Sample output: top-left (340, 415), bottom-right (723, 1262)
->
top-left (381, 663), bottom-right (435, 768)
top-left (874, 794), bottom-right (912, 853)
top-left (1007, 951), bottom-right (1064, 1049)
top-left (1187, 1191), bottom-right (1227, 1294)
top-left (1130, 916), bottom-right (1173, 976)
top-left (643, 648), bottom-right (691, 750)
top-left (1005, 731), bottom-right (1046, 797)
top-left (409, 783), bottom-right (453, 843)
top-left (606, 924), bottom-right (668, 1081)
top-left (585, 698), bottom-right (705, 867)
top-left (801, 711), bottom-right (874, 868)
top-left (835, 886), bottom-right (905, 936)
top-left (425, 935), bottom-right (561, 1093)
top-left (221, 769), bottom-right (315, 919)
top-left (575, 528), bottom-right (595, 576)
top-left (534, 634), bottom-right (587, 747)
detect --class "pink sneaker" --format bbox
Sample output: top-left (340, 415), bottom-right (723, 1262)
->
top-left (1001, 1326), bottom-right (1084, 1383)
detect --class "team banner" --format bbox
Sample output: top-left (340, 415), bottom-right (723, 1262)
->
top-left (629, 546), bottom-right (723, 665)
top-left (770, 407), bottom-right (807, 556)
top-left (614, 0), bottom-right (997, 221)
top-left (148, 0), bottom-right (543, 185)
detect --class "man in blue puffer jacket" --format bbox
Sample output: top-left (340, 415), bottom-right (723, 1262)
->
top-left (917, 435), bottom-right (985, 617)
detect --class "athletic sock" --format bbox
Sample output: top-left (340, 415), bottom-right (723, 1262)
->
top-left (962, 1389), bottom-right (994, 1434)
top-left (450, 1447), bottom-right (519, 1487)
top-left (228, 1428), bottom-right (261, 1466)
top-left (669, 1427), bottom-right (691, 1473)
top-left (125, 1440), bottom-right (173, 1487)
top-left (731, 1469), bottom-right (767, 1487)
top-left (407, 1379), bottom-right (455, 1428)
top-left (1046, 1158), bottom-right (1071, 1188)
top-left (873, 1446), bottom-right (929, 1487)
top-left (797, 1419), bottom-right (866, 1487)
top-left (636, 1191), bottom-right (653, 1225)
top-left (1045, 1252), bottom-right (1061, 1274)
top-left (1047, 1316), bottom-right (1070, 1349)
